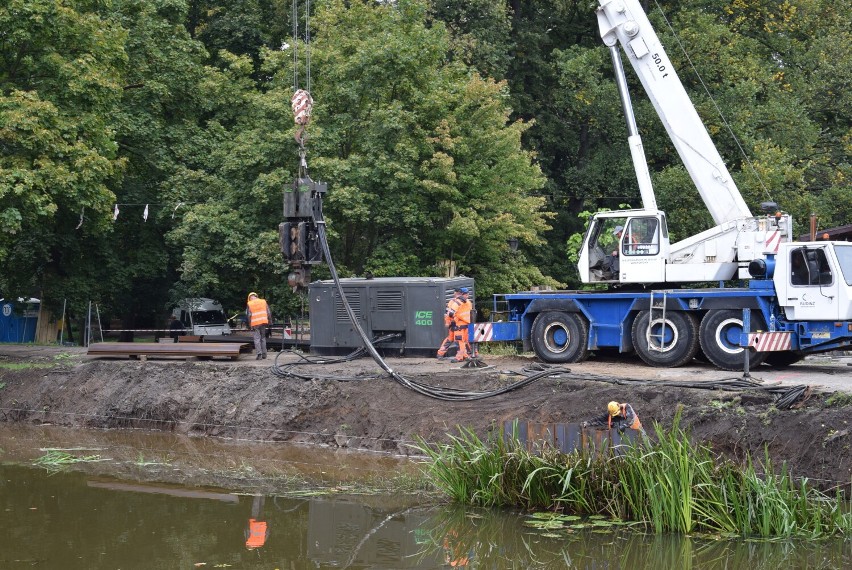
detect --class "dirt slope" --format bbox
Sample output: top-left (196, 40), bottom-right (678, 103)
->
top-left (1, 346), bottom-right (852, 490)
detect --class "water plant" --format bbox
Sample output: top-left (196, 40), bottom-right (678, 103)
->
top-left (415, 412), bottom-right (852, 538)
top-left (33, 449), bottom-right (108, 469)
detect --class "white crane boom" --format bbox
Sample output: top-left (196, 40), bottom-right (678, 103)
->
top-left (596, 0), bottom-right (751, 224)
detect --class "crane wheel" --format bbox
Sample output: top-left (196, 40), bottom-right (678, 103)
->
top-left (699, 309), bottom-right (768, 371)
top-left (530, 311), bottom-right (589, 364)
top-left (631, 310), bottom-right (700, 368)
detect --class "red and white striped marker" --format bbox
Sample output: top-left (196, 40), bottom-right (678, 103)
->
top-left (747, 331), bottom-right (792, 352)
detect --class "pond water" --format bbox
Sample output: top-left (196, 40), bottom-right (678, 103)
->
top-left (1, 427), bottom-right (851, 569)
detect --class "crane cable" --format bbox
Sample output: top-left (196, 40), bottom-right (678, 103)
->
top-left (278, 1), bottom-right (806, 408)
top-left (651, 0), bottom-right (773, 204)
top-left (278, 0), bottom-right (568, 400)
top-left (270, 185), bottom-right (569, 399)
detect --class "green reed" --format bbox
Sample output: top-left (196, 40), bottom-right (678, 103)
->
top-left (415, 414), bottom-right (852, 538)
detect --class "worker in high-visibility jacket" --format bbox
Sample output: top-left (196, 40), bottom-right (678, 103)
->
top-left (452, 289), bottom-right (473, 362)
top-left (437, 288), bottom-right (464, 359)
top-left (246, 292), bottom-right (272, 360)
top-left (583, 401), bottom-right (644, 433)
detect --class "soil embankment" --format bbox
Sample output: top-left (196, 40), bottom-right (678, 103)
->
top-left (1, 345), bottom-right (852, 490)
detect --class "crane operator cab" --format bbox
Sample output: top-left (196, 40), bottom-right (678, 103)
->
top-left (580, 211), bottom-right (669, 284)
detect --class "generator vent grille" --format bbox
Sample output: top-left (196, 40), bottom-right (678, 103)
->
top-left (335, 290), bottom-right (361, 321)
top-left (375, 290), bottom-right (403, 311)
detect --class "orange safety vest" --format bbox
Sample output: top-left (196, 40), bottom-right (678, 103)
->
top-left (444, 297), bottom-right (462, 327)
top-left (246, 519), bottom-right (268, 549)
top-left (608, 403), bottom-right (642, 430)
top-left (453, 298), bottom-right (472, 327)
top-left (247, 298), bottom-right (269, 327)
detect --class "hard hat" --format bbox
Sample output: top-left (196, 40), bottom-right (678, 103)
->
top-left (612, 225), bottom-right (624, 235)
top-left (247, 292), bottom-right (258, 301)
top-left (608, 401), bottom-right (621, 416)
top-left (459, 287), bottom-right (469, 294)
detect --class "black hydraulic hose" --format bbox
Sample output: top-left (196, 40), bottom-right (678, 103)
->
top-left (270, 333), bottom-right (401, 381)
top-left (279, 200), bottom-right (810, 408)
top-left (273, 208), bottom-right (567, 401)
top-left (517, 367), bottom-right (810, 410)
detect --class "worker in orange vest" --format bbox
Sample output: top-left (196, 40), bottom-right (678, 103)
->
top-left (246, 292), bottom-right (272, 360)
top-left (437, 288), bottom-right (464, 359)
top-left (452, 288), bottom-right (473, 362)
top-left (583, 401), bottom-right (644, 433)
top-left (245, 495), bottom-right (269, 550)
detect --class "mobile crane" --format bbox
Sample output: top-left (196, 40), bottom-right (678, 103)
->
top-left (481, 0), bottom-right (852, 370)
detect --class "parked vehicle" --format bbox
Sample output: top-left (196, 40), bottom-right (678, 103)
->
top-left (481, 0), bottom-right (852, 370)
top-left (171, 298), bottom-right (231, 336)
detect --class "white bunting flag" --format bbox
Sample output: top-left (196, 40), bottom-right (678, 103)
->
top-left (113, 204), bottom-right (120, 221)
top-left (143, 204), bottom-right (149, 221)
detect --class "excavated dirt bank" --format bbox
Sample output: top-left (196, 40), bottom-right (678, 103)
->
top-left (2, 346), bottom-right (852, 491)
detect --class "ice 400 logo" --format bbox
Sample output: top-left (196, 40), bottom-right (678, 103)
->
top-left (414, 310), bottom-right (433, 326)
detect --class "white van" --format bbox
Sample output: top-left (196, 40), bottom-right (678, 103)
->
top-left (171, 298), bottom-right (231, 336)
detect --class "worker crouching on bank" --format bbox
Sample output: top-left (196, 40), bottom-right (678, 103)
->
top-left (583, 401), bottom-right (645, 434)
top-left (246, 292), bottom-right (272, 360)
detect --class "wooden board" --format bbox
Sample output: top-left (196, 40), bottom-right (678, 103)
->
top-left (87, 342), bottom-right (249, 360)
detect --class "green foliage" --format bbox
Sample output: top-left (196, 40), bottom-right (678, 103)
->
top-left (0, 0), bottom-right (126, 300)
top-left (307, 0), bottom-right (558, 300)
top-left (418, 416), bottom-right (852, 537)
top-left (33, 449), bottom-right (107, 470)
top-left (0, 362), bottom-right (54, 371)
top-left (1, 0), bottom-right (848, 324)
top-left (428, 0), bottom-right (512, 80)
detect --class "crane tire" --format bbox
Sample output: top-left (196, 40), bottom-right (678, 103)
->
top-left (699, 309), bottom-right (768, 371)
top-left (531, 311), bottom-right (589, 364)
top-left (631, 310), bottom-right (700, 368)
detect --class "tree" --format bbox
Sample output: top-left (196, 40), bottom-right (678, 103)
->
top-left (0, 0), bottom-right (126, 304)
top-left (428, 0), bottom-right (513, 80)
top-left (304, 0), bottom-right (557, 300)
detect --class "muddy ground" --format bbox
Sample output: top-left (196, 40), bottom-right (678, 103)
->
top-left (2, 345), bottom-right (852, 491)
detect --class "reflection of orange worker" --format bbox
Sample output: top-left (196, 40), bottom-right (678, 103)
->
top-left (245, 495), bottom-right (269, 550)
top-left (437, 289), bottom-right (464, 359)
top-left (442, 529), bottom-right (471, 567)
top-left (452, 290), bottom-right (473, 362)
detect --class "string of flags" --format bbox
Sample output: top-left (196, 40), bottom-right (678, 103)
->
top-left (76, 202), bottom-right (191, 229)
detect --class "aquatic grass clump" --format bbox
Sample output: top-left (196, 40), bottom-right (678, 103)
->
top-left (416, 414), bottom-right (852, 538)
top-left (33, 449), bottom-right (108, 470)
top-left (414, 426), bottom-right (515, 507)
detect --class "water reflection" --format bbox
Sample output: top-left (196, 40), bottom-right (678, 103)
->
top-left (421, 505), bottom-right (852, 569)
top-left (1, 463), bottom-right (850, 569)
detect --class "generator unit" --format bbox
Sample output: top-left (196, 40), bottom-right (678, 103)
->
top-left (308, 277), bottom-right (474, 356)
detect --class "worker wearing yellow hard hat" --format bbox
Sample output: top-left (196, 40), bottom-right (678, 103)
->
top-left (246, 292), bottom-right (272, 360)
top-left (583, 401), bottom-right (644, 433)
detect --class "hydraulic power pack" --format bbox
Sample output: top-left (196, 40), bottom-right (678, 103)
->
top-left (309, 276), bottom-right (474, 357)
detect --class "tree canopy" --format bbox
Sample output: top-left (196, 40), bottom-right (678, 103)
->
top-left (1, 0), bottom-right (848, 326)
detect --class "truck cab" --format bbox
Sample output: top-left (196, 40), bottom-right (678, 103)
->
top-left (773, 242), bottom-right (852, 321)
top-left (581, 210), bottom-right (669, 284)
top-left (171, 298), bottom-right (231, 336)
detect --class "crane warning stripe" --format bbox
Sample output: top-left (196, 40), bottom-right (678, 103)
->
top-left (473, 323), bottom-right (493, 341)
top-left (764, 230), bottom-right (781, 253)
top-left (747, 331), bottom-right (792, 352)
